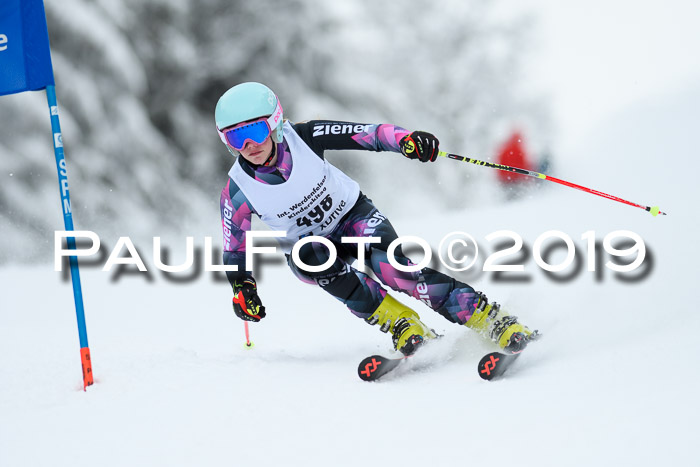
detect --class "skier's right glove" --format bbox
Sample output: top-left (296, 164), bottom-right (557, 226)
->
top-left (232, 278), bottom-right (266, 322)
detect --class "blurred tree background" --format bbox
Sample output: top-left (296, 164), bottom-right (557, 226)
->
top-left (0, 0), bottom-right (549, 262)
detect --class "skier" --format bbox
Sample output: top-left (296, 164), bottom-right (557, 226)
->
top-left (216, 82), bottom-right (536, 356)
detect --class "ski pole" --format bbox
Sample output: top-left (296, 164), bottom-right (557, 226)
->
top-left (244, 321), bottom-right (254, 349)
top-left (438, 151), bottom-right (666, 217)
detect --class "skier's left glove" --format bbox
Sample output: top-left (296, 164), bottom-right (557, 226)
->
top-left (400, 131), bottom-right (440, 163)
top-left (232, 278), bottom-right (266, 322)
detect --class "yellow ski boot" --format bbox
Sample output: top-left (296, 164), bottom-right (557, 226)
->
top-left (366, 294), bottom-right (437, 356)
top-left (466, 293), bottom-right (538, 353)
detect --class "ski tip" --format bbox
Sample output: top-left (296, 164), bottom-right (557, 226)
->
top-left (358, 355), bottom-right (388, 382)
top-left (477, 351), bottom-right (517, 381)
top-left (358, 355), bottom-right (403, 382)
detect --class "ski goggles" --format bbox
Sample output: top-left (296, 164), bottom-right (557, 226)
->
top-left (217, 100), bottom-right (283, 151)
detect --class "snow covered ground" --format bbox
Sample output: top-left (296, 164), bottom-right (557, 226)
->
top-left (2, 82), bottom-right (699, 466)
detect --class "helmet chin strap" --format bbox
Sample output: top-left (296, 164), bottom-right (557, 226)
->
top-left (260, 142), bottom-right (277, 167)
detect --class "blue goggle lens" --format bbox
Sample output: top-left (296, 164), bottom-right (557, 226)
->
top-left (224, 120), bottom-right (271, 150)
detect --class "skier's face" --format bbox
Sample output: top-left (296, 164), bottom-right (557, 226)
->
top-left (239, 136), bottom-right (274, 166)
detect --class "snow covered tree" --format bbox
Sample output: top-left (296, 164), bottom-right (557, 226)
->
top-left (0, 0), bottom-right (547, 262)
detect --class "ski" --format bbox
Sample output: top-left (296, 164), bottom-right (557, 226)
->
top-left (358, 351), bottom-right (523, 382)
top-left (477, 351), bottom-right (520, 381)
top-left (357, 354), bottom-right (406, 381)
top-left (359, 333), bottom-right (538, 382)
top-left (357, 334), bottom-right (441, 381)
top-left (477, 330), bottom-right (541, 380)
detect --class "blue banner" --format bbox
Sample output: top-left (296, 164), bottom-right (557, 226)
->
top-left (0, 0), bottom-right (54, 96)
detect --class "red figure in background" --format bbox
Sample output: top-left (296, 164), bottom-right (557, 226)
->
top-left (496, 131), bottom-right (533, 184)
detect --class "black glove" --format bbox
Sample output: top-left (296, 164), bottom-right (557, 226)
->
top-left (400, 131), bottom-right (440, 162)
top-left (232, 278), bottom-right (266, 322)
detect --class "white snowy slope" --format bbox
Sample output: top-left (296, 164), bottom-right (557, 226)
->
top-left (1, 83), bottom-right (699, 467)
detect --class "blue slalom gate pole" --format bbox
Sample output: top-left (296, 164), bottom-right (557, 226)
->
top-left (1, 0), bottom-right (94, 389)
top-left (45, 85), bottom-right (94, 390)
